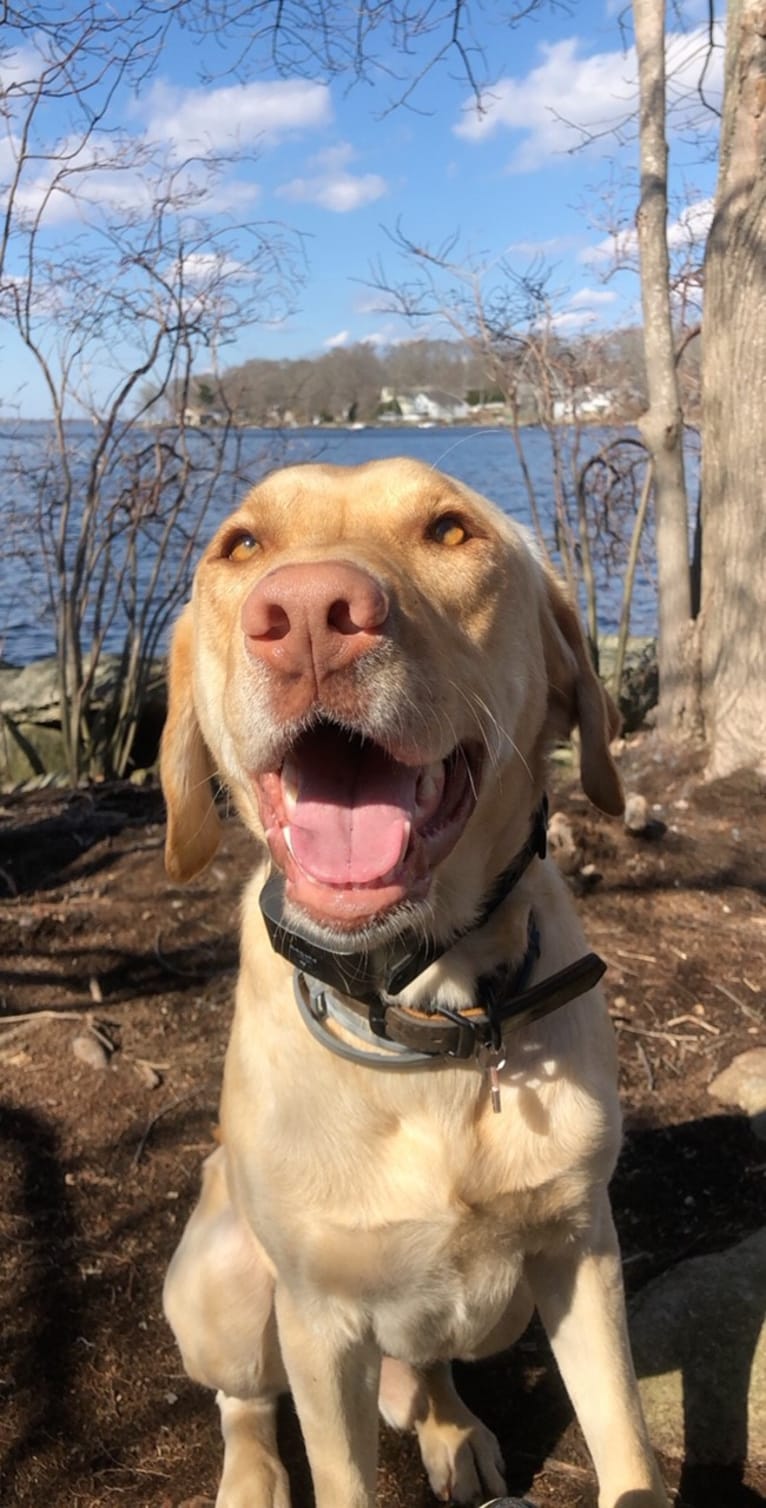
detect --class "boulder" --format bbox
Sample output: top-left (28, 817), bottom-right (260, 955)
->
top-left (597, 635), bottom-right (658, 732)
top-left (630, 1229), bottom-right (766, 1465)
top-left (0, 655), bottom-right (166, 786)
top-left (709, 1050), bottom-right (766, 1142)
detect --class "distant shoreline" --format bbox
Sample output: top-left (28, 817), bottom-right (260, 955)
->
top-left (1, 413), bottom-right (640, 431)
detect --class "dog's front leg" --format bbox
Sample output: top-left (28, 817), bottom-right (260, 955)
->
top-left (526, 1193), bottom-right (669, 1508)
top-left (275, 1283), bottom-right (381, 1508)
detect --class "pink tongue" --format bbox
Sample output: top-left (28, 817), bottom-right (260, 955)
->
top-left (286, 728), bottom-right (419, 886)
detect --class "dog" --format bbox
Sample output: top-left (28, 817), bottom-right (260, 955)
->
top-left (160, 457), bottom-right (668, 1508)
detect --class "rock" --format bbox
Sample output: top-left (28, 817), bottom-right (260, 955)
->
top-left (624, 792), bottom-right (650, 833)
top-left (630, 1229), bottom-right (766, 1464)
top-left (623, 791), bottom-right (667, 840)
top-left (709, 1050), bottom-right (766, 1141)
top-left (72, 1031), bottom-right (111, 1071)
top-left (0, 653), bottom-right (166, 786)
top-left (547, 811), bottom-right (582, 876)
top-left (597, 635), bottom-right (658, 732)
top-left (709, 1049), bottom-right (766, 1116)
top-left (135, 1060), bottom-right (163, 1089)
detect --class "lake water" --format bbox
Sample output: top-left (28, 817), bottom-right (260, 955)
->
top-left (0, 422), bottom-right (657, 665)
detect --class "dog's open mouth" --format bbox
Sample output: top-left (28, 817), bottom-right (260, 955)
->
top-left (254, 722), bottom-right (481, 927)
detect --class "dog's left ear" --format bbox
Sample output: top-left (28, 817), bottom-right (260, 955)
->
top-left (160, 604), bottom-right (221, 881)
top-left (541, 570), bottom-right (624, 816)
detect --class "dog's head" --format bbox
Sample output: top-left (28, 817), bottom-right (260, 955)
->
top-left (160, 458), bottom-right (622, 942)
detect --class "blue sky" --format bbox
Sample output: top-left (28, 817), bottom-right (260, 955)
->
top-left (0, 1), bottom-right (724, 416)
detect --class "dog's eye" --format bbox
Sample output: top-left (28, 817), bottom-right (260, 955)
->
top-left (428, 514), bottom-right (469, 547)
top-left (225, 532), bottom-right (259, 562)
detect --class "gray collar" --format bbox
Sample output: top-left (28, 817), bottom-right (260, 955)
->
top-left (293, 970), bottom-right (435, 1069)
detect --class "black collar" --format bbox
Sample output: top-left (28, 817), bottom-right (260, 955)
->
top-left (259, 798), bottom-right (550, 1005)
top-left (260, 798), bottom-right (606, 1065)
top-left (292, 913), bottom-right (606, 1065)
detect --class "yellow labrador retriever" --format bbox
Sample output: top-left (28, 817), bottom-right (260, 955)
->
top-left (160, 458), bottom-right (668, 1508)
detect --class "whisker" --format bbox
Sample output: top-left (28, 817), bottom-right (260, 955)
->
top-left (430, 428), bottom-right (504, 476)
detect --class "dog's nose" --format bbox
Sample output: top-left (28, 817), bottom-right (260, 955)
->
top-left (242, 560), bottom-right (389, 676)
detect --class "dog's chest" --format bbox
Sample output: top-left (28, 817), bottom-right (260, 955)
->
top-left (290, 1107), bottom-right (592, 1362)
top-left (235, 1078), bottom-right (602, 1359)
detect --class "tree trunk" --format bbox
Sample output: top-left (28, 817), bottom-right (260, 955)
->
top-left (699, 0), bottom-right (766, 778)
top-left (633, 0), bottom-right (698, 741)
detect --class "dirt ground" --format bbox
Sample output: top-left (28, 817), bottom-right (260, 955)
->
top-left (0, 735), bottom-right (764, 1508)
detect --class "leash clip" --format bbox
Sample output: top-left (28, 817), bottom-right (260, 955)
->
top-left (477, 1042), bottom-right (507, 1113)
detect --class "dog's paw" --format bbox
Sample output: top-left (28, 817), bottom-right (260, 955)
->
top-left (215, 1455), bottom-right (291, 1508)
top-left (215, 1474), bottom-right (290, 1508)
top-left (416, 1410), bottom-right (506, 1504)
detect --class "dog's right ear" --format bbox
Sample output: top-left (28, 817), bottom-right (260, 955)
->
top-left (541, 569), bottom-right (624, 817)
top-left (160, 605), bottom-right (221, 882)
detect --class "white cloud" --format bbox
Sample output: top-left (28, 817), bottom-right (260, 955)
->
top-left (667, 196), bottom-right (715, 249)
top-left (549, 308), bottom-right (600, 331)
top-left (0, 44), bottom-right (46, 90)
top-left (581, 226), bottom-right (638, 270)
top-left (454, 37), bottom-right (636, 167)
top-left (311, 143), bottom-right (355, 173)
top-left (324, 329), bottom-right (350, 348)
top-left (568, 286), bottom-right (617, 308)
top-left (353, 292), bottom-right (390, 315)
top-left (506, 234), bottom-right (581, 259)
top-left (144, 78), bottom-right (333, 154)
top-left (278, 140), bottom-right (387, 213)
top-left (454, 23), bottom-right (724, 173)
top-left (279, 171), bottom-right (387, 213)
top-left (4, 163), bottom-right (155, 227)
top-left (2, 138), bottom-right (261, 228)
top-left (582, 195), bottom-right (714, 268)
top-left (176, 250), bottom-right (250, 283)
top-left (358, 324), bottom-right (406, 348)
top-left (542, 288), bottom-right (618, 331)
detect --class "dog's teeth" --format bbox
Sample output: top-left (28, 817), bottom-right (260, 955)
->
top-left (282, 758), bottom-right (299, 817)
top-left (284, 826), bottom-right (295, 859)
top-left (415, 760), bottom-right (446, 820)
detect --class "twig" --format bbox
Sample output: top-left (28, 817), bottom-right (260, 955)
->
top-left (615, 1023), bottom-right (703, 1045)
top-left (85, 1019), bottom-right (118, 1052)
top-left (132, 1090), bottom-right (199, 1169)
top-left (0, 1008), bottom-right (116, 1055)
top-left (713, 980), bottom-right (762, 1023)
top-left (613, 947), bottom-right (657, 964)
top-left (1, 1008), bottom-right (99, 1029)
top-left (666, 1013), bottom-right (720, 1035)
top-left (635, 1038), bottom-right (655, 1090)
